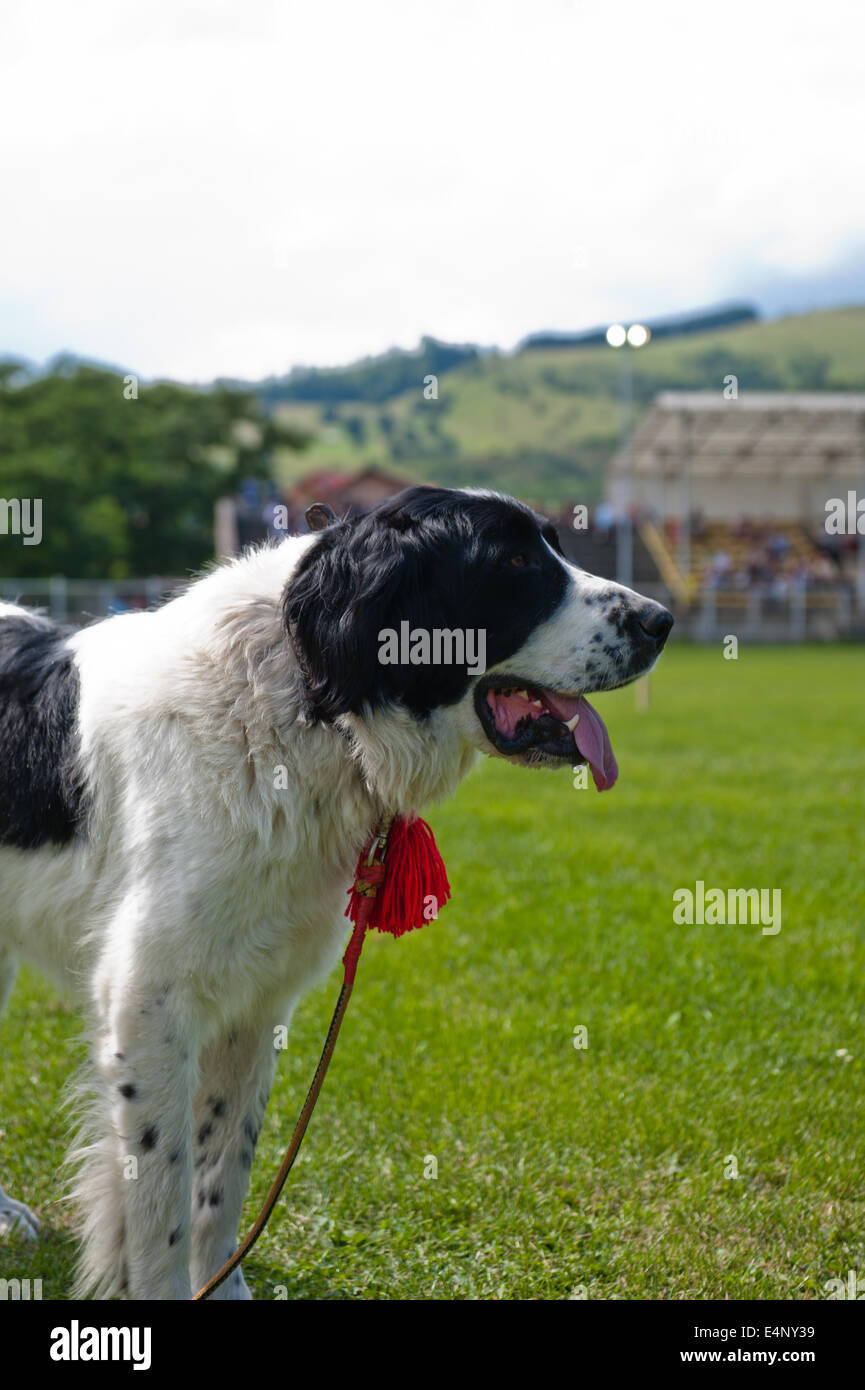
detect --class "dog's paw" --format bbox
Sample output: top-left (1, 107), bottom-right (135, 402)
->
top-left (201, 1268), bottom-right (253, 1301)
top-left (0, 1191), bottom-right (40, 1241)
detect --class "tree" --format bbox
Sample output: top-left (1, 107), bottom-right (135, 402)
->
top-left (0, 362), bottom-right (308, 579)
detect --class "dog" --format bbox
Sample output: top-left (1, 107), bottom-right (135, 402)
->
top-left (0, 485), bottom-right (672, 1299)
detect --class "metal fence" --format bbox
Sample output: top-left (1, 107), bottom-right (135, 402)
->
top-left (0, 577), bottom-right (182, 626)
top-left (692, 587), bottom-right (858, 642)
top-left (1, 576), bottom-right (861, 643)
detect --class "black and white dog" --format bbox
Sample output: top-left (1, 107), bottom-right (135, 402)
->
top-left (0, 486), bottom-right (672, 1299)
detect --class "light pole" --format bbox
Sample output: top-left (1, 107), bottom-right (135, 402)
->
top-left (606, 322), bottom-right (650, 589)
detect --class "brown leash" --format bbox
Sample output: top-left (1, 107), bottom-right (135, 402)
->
top-left (192, 815), bottom-right (393, 1301)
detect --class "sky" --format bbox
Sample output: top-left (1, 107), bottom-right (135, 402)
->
top-left (1, 0), bottom-right (863, 381)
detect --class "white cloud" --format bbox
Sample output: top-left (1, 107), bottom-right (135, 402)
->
top-left (0, 0), bottom-right (863, 377)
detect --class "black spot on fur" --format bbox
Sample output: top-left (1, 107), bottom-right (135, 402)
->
top-left (169, 1148), bottom-right (181, 1164)
top-left (606, 605), bottom-right (628, 637)
top-left (140, 1126), bottom-right (158, 1151)
top-left (208, 1187), bottom-right (223, 1208)
top-left (209, 1096), bottom-right (226, 1118)
top-left (119, 1083), bottom-right (137, 1099)
top-left (168, 1225), bottom-right (182, 1247)
top-left (243, 1119), bottom-right (259, 1147)
top-left (198, 1122), bottom-right (214, 1146)
top-left (197, 1188), bottom-right (206, 1208)
top-left (0, 615), bottom-right (85, 847)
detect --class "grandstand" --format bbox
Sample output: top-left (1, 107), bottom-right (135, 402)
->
top-left (609, 391), bottom-right (865, 517)
top-left (599, 392), bottom-right (865, 637)
top-left (604, 391), bottom-right (865, 612)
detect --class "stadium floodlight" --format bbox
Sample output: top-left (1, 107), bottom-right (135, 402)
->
top-left (604, 323), bottom-right (652, 591)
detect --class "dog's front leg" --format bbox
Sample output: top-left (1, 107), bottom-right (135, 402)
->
top-left (88, 975), bottom-right (200, 1301)
top-left (189, 1022), bottom-right (278, 1300)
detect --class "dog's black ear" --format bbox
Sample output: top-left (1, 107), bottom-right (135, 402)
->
top-left (285, 504), bottom-right (472, 721)
top-left (305, 503), bottom-right (337, 532)
top-left (284, 519), bottom-right (424, 721)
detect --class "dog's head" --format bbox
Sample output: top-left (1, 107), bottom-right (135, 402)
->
top-left (284, 486), bottom-right (672, 797)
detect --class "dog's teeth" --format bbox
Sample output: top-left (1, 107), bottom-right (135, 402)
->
top-left (516, 689), bottom-right (530, 700)
top-left (565, 712), bottom-right (581, 731)
top-left (530, 698), bottom-right (543, 708)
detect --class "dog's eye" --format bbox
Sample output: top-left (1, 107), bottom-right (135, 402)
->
top-left (510, 554), bottom-right (528, 568)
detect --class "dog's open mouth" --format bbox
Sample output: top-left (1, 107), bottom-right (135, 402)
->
top-left (474, 680), bottom-right (619, 790)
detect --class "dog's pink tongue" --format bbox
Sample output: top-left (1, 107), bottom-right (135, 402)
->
top-left (574, 696), bottom-right (618, 792)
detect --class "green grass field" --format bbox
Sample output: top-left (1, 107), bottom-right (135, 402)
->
top-left (2, 643), bottom-right (864, 1299)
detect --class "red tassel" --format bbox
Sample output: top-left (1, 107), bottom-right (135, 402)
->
top-left (345, 815), bottom-right (451, 937)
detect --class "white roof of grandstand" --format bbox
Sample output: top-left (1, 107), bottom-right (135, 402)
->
top-left (656, 392), bottom-right (865, 411)
top-left (610, 391), bottom-right (865, 477)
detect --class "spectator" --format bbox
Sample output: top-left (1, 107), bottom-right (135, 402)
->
top-left (593, 501), bottom-right (615, 545)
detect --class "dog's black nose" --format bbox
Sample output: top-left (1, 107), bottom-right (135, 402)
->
top-left (638, 602), bottom-right (674, 644)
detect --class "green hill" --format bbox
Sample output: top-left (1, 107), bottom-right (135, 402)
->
top-left (270, 306), bottom-right (865, 507)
